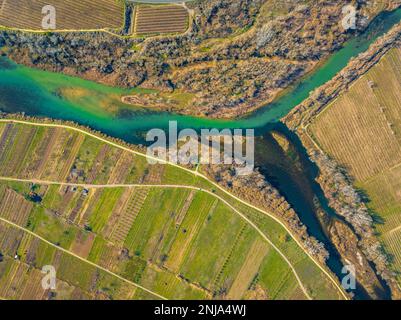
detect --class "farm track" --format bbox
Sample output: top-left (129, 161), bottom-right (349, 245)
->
top-left (0, 175), bottom-right (325, 301)
top-left (387, 224), bottom-right (401, 235)
top-left (0, 214), bottom-right (167, 300)
top-left (0, 118), bottom-right (349, 300)
top-left (306, 47), bottom-right (401, 282)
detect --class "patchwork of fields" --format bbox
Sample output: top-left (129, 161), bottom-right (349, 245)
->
top-left (134, 4), bottom-right (189, 35)
top-left (0, 219), bottom-right (152, 300)
top-left (308, 47), bottom-right (401, 283)
top-left (0, 0), bottom-right (124, 30)
top-left (0, 121), bottom-right (345, 300)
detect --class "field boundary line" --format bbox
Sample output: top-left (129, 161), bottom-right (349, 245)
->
top-left (0, 1), bottom-right (192, 40)
top-left (0, 118), bottom-right (349, 300)
top-left (0, 215), bottom-right (167, 300)
top-left (0, 26), bottom-right (125, 38)
top-left (384, 224), bottom-right (401, 236)
top-left (0, 176), bottom-right (312, 299)
top-left (306, 72), bottom-right (368, 126)
top-left (0, 0), bottom-right (126, 37)
top-left (0, 176), bottom-right (338, 300)
top-left (362, 160), bottom-right (401, 185)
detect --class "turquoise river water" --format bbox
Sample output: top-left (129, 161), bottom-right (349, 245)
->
top-left (0, 8), bottom-right (400, 299)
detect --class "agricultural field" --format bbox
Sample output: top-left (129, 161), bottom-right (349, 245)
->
top-left (134, 4), bottom-right (189, 36)
top-left (0, 219), bottom-right (148, 300)
top-left (0, 120), bottom-right (345, 300)
top-left (0, 0), bottom-right (124, 31)
top-left (0, 179), bottom-right (336, 300)
top-left (308, 47), bottom-right (401, 283)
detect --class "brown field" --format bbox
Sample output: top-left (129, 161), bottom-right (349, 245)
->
top-left (309, 47), bottom-right (401, 282)
top-left (134, 4), bottom-right (189, 36)
top-left (309, 47), bottom-right (401, 182)
top-left (0, 0), bottom-right (124, 30)
top-left (0, 187), bottom-right (32, 226)
top-left (226, 239), bottom-right (270, 299)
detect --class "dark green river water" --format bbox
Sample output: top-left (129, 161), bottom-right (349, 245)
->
top-left (1, 8), bottom-right (400, 299)
top-left (0, 9), bottom-right (400, 142)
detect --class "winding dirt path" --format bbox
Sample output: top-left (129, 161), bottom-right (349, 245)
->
top-left (0, 119), bottom-right (349, 300)
top-left (0, 215), bottom-right (167, 300)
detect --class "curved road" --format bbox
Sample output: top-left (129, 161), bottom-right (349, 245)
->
top-left (0, 215), bottom-right (167, 300)
top-left (0, 176), bottom-right (313, 299)
top-left (0, 119), bottom-right (349, 300)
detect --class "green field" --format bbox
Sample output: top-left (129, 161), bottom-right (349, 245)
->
top-left (0, 120), bottom-right (345, 300)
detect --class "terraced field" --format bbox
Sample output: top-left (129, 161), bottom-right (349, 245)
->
top-left (308, 47), bottom-right (401, 284)
top-left (0, 120), bottom-right (345, 300)
top-left (0, 0), bottom-right (124, 30)
top-left (134, 4), bottom-right (189, 36)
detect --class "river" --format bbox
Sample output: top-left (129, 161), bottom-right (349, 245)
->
top-left (0, 8), bottom-right (400, 299)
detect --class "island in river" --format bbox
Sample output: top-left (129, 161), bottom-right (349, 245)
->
top-left (1, 0), bottom-right (401, 300)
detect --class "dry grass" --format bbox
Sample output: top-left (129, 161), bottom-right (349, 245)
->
top-left (134, 4), bottom-right (189, 36)
top-left (0, 0), bottom-right (124, 30)
top-left (363, 164), bottom-right (401, 275)
top-left (309, 47), bottom-right (401, 181)
top-left (226, 239), bottom-right (270, 299)
top-left (0, 188), bottom-right (32, 226)
top-left (309, 47), bottom-right (401, 281)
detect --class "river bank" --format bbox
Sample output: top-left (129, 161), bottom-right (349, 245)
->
top-left (0, 8), bottom-right (400, 136)
top-left (282, 20), bottom-right (401, 299)
top-left (0, 7), bottom-right (401, 299)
